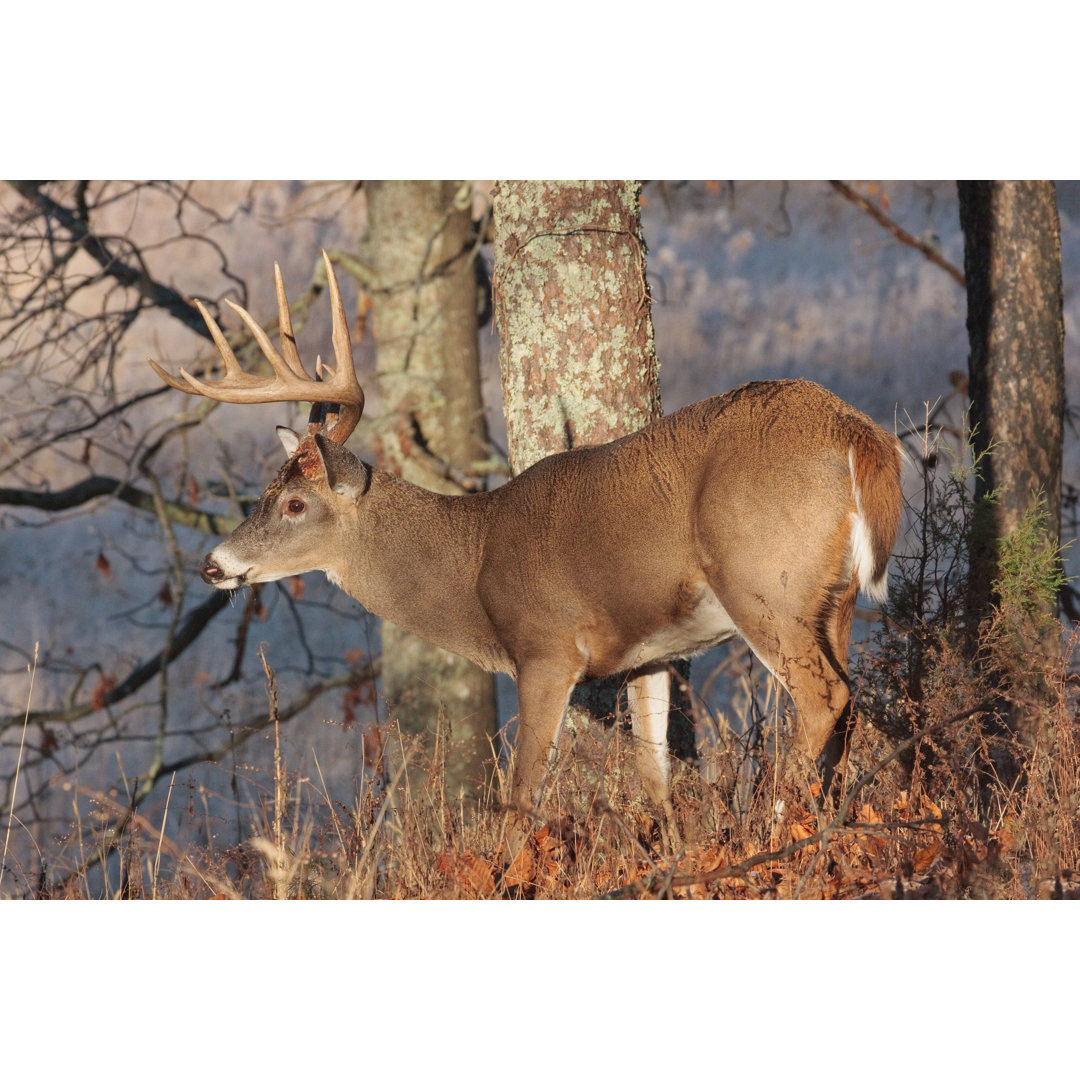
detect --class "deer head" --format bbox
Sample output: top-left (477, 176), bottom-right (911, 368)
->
top-left (150, 252), bottom-right (372, 590)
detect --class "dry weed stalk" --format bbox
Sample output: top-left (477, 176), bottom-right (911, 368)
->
top-left (1, 643), bottom-right (37, 897)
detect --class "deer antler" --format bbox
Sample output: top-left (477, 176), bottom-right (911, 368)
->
top-left (148, 250), bottom-right (364, 444)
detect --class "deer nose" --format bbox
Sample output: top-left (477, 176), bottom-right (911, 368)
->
top-left (201, 556), bottom-right (225, 584)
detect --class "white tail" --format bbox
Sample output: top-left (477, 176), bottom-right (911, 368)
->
top-left (151, 255), bottom-right (904, 847)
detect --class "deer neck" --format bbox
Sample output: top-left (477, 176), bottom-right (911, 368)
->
top-left (336, 470), bottom-right (508, 673)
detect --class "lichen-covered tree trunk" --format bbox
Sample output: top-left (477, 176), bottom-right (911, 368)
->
top-left (491, 180), bottom-right (694, 761)
top-left (366, 180), bottom-right (497, 802)
top-left (493, 181), bottom-right (661, 467)
top-left (957, 180), bottom-right (1065, 763)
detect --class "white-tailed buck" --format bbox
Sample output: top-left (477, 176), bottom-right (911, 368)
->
top-left (150, 252), bottom-right (903, 845)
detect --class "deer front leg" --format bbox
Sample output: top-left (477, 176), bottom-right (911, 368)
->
top-left (505, 660), bottom-right (581, 862)
top-left (627, 665), bottom-right (681, 851)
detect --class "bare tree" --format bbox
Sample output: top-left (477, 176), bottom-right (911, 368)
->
top-left (364, 180), bottom-right (499, 801)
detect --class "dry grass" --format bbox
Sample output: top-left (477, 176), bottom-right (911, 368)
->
top-left (12, 650), bottom-right (1077, 900)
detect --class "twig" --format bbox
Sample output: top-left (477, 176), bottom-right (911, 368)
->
top-left (829, 181), bottom-right (966, 289)
top-left (260, 645), bottom-right (288, 893)
top-left (43, 654), bottom-right (379, 895)
top-left (152, 772), bottom-right (176, 899)
top-left (7, 181), bottom-right (214, 338)
top-left (1, 643), bottom-right (37, 894)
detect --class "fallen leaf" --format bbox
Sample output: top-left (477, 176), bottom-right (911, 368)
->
top-left (911, 838), bottom-right (943, 875)
top-left (693, 845), bottom-right (727, 874)
top-left (438, 850), bottom-right (496, 897)
top-left (503, 844), bottom-right (536, 890)
top-left (995, 825), bottom-right (1017, 855)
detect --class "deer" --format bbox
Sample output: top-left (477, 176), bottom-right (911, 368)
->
top-left (150, 252), bottom-right (904, 854)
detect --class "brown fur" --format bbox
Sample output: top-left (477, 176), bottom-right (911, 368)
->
top-left (200, 379), bottom-right (903, 843)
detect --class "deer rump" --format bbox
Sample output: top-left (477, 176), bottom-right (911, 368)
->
top-left (477, 379), bottom-right (900, 683)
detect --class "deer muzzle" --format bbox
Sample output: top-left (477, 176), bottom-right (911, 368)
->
top-left (201, 555), bottom-right (227, 586)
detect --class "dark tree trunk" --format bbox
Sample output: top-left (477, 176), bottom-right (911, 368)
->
top-left (492, 180), bottom-right (695, 763)
top-left (366, 180), bottom-right (498, 802)
top-left (957, 180), bottom-right (1065, 766)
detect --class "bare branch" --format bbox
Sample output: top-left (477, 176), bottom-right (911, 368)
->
top-left (0, 475), bottom-right (242, 534)
top-left (829, 180), bottom-right (965, 288)
top-left (7, 181), bottom-right (215, 340)
top-left (0, 590), bottom-right (231, 733)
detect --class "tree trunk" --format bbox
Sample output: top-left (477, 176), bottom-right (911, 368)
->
top-left (491, 180), bottom-right (695, 760)
top-left (366, 180), bottom-right (498, 802)
top-left (957, 180), bottom-right (1065, 765)
top-left (494, 181), bottom-right (661, 467)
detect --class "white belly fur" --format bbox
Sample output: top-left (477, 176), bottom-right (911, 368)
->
top-left (616, 584), bottom-right (738, 670)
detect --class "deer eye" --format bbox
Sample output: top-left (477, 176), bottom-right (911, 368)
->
top-left (284, 497), bottom-right (306, 516)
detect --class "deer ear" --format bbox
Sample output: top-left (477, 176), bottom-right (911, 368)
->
top-left (313, 433), bottom-right (371, 501)
top-left (277, 427), bottom-right (301, 456)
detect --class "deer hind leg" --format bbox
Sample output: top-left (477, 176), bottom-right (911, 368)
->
top-left (626, 665), bottom-right (681, 851)
top-left (812, 581), bottom-right (858, 796)
top-left (777, 640), bottom-right (852, 800)
top-left (727, 582), bottom-right (857, 802)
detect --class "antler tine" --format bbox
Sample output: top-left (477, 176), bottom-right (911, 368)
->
top-left (146, 297), bottom-right (273, 399)
top-left (149, 258), bottom-right (365, 444)
top-left (302, 252), bottom-right (364, 444)
top-left (323, 250), bottom-right (362, 403)
top-left (146, 356), bottom-right (197, 394)
top-left (194, 298), bottom-right (247, 381)
top-left (222, 295), bottom-right (308, 390)
top-left (273, 263), bottom-right (308, 381)
top-left (148, 294), bottom-right (248, 392)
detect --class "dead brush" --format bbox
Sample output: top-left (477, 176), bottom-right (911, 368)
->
top-left (840, 415), bottom-right (1080, 898)
top-left (19, 575), bottom-right (1077, 899)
